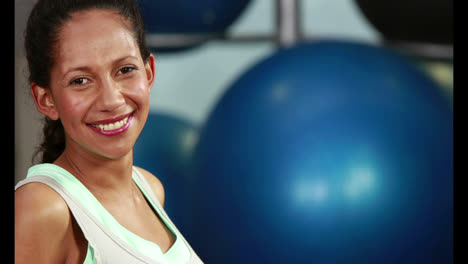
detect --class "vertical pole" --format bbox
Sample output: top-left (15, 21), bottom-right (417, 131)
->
top-left (276, 0), bottom-right (302, 48)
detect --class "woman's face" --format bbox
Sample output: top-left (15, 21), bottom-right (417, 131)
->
top-left (44, 9), bottom-right (155, 161)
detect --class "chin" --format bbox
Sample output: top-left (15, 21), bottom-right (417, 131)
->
top-left (102, 146), bottom-right (134, 160)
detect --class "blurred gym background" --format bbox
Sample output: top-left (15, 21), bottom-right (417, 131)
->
top-left (15, 0), bottom-right (453, 263)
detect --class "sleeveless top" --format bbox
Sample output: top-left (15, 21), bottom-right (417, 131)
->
top-left (15, 163), bottom-right (203, 264)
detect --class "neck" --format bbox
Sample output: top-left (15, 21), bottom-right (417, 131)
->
top-left (54, 146), bottom-right (135, 197)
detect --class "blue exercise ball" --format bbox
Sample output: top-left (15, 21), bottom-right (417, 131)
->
top-left (189, 41), bottom-right (453, 263)
top-left (138, 0), bottom-right (251, 52)
top-left (133, 112), bottom-right (199, 231)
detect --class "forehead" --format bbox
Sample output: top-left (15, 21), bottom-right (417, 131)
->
top-left (54, 9), bottom-right (139, 73)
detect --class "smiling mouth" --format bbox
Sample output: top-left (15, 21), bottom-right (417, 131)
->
top-left (87, 112), bottom-right (133, 136)
top-left (91, 116), bottom-right (129, 131)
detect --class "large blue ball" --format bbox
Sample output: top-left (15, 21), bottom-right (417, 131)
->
top-left (133, 112), bottom-right (199, 231)
top-left (138, 0), bottom-right (251, 52)
top-left (189, 41), bottom-right (453, 263)
top-left (138, 0), bottom-right (250, 52)
top-left (139, 0), bottom-right (250, 33)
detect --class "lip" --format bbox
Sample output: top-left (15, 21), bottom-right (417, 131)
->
top-left (87, 112), bottom-right (133, 126)
top-left (87, 112), bottom-right (134, 137)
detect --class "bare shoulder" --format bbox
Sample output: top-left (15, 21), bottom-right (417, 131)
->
top-left (15, 182), bottom-right (73, 263)
top-left (134, 166), bottom-right (166, 207)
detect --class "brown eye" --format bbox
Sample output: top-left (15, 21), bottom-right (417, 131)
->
top-left (70, 77), bottom-right (89, 86)
top-left (118, 66), bottom-right (137, 75)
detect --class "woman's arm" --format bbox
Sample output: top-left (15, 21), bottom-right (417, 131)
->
top-left (15, 183), bottom-right (75, 264)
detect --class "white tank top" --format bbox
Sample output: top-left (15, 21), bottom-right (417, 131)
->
top-left (15, 163), bottom-right (203, 264)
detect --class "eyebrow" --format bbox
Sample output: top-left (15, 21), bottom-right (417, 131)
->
top-left (62, 55), bottom-right (139, 80)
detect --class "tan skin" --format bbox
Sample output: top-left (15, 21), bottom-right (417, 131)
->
top-left (15, 9), bottom-right (174, 264)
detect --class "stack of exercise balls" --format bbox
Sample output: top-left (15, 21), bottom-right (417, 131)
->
top-left (134, 1), bottom-right (453, 263)
top-left (187, 41), bottom-right (453, 263)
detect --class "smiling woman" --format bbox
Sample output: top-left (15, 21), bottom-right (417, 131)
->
top-left (32, 9), bottom-right (153, 162)
top-left (14, 1), bottom-right (203, 263)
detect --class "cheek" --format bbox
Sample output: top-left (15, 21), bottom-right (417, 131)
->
top-left (55, 91), bottom-right (94, 124)
top-left (123, 78), bottom-right (151, 108)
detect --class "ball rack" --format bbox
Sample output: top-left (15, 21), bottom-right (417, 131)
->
top-left (145, 0), bottom-right (452, 61)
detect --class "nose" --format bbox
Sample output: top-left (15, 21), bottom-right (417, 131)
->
top-left (95, 76), bottom-right (126, 112)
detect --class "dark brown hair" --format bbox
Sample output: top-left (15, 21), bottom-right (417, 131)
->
top-left (25, 0), bottom-right (150, 163)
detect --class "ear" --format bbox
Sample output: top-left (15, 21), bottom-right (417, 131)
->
top-left (144, 54), bottom-right (156, 92)
top-left (31, 83), bottom-right (60, 120)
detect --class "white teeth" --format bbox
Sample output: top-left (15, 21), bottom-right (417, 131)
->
top-left (94, 116), bottom-right (129, 131)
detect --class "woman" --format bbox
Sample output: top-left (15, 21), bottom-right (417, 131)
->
top-left (14, 0), bottom-right (203, 263)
